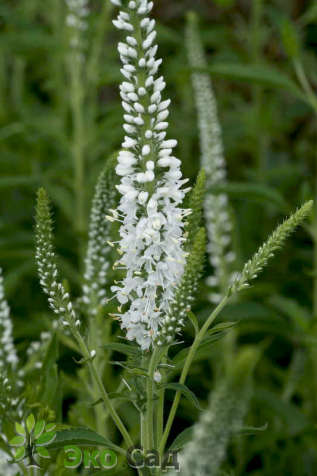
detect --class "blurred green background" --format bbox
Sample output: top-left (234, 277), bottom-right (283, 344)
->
top-left (1, 0), bottom-right (317, 474)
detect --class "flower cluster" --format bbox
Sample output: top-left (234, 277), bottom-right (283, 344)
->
top-left (35, 189), bottom-right (79, 329)
top-left (83, 163), bottom-right (118, 316)
top-left (65, 0), bottom-right (89, 55)
top-left (0, 268), bottom-right (23, 421)
top-left (0, 268), bottom-right (18, 371)
top-left (186, 13), bottom-right (235, 304)
top-left (110, 0), bottom-right (190, 349)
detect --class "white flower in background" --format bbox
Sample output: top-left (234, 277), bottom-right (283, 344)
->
top-left (65, 0), bottom-right (89, 57)
top-left (0, 268), bottom-right (18, 371)
top-left (110, 0), bottom-right (190, 349)
top-left (0, 449), bottom-right (18, 476)
top-left (186, 15), bottom-right (235, 303)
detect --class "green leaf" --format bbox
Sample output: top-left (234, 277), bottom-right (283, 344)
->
top-left (40, 333), bottom-right (59, 410)
top-left (254, 388), bottom-right (310, 436)
top-left (33, 420), bottom-right (46, 439)
top-left (200, 63), bottom-right (304, 100)
top-left (211, 182), bottom-right (288, 211)
top-left (280, 18), bottom-right (301, 58)
top-left (36, 446), bottom-right (50, 459)
top-left (15, 422), bottom-right (26, 436)
top-left (172, 322), bottom-right (236, 370)
top-left (161, 383), bottom-right (202, 410)
top-left (102, 342), bottom-right (139, 357)
top-left (36, 431), bottom-right (56, 446)
top-left (47, 428), bottom-right (125, 456)
top-left (0, 175), bottom-right (39, 188)
top-left (45, 423), bottom-right (57, 432)
top-left (26, 414), bottom-right (35, 433)
top-left (109, 361), bottom-right (148, 376)
top-left (187, 311), bottom-right (199, 335)
top-left (237, 423), bottom-right (268, 436)
top-left (169, 426), bottom-right (194, 451)
top-left (9, 435), bottom-right (25, 447)
top-left (14, 447), bottom-right (26, 461)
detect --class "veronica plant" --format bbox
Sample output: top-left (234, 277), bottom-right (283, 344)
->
top-left (0, 2), bottom-right (313, 475)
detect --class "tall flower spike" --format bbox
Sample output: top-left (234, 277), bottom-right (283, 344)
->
top-left (0, 268), bottom-right (18, 370)
top-left (110, 0), bottom-right (190, 349)
top-left (35, 189), bottom-right (79, 329)
top-left (0, 268), bottom-right (21, 420)
top-left (83, 159), bottom-right (118, 315)
top-left (186, 13), bottom-right (235, 304)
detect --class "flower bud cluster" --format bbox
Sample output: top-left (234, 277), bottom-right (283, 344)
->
top-left (155, 228), bottom-right (206, 346)
top-left (186, 15), bottom-right (235, 303)
top-left (110, 0), bottom-right (190, 349)
top-left (35, 189), bottom-right (80, 329)
top-left (83, 165), bottom-right (117, 315)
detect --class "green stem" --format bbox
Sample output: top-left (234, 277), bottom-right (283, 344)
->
top-left (159, 294), bottom-right (230, 455)
top-left (72, 329), bottom-right (133, 448)
top-left (146, 348), bottom-right (160, 451)
top-left (156, 365), bottom-right (166, 447)
top-left (293, 59), bottom-right (317, 114)
top-left (69, 55), bottom-right (86, 238)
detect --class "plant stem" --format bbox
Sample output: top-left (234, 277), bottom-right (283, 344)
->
top-left (146, 348), bottom-right (160, 451)
top-left (159, 294), bottom-right (230, 455)
top-left (156, 362), bottom-right (166, 447)
top-left (293, 59), bottom-right (317, 115)
top-left (69, 55), bottom-right (86, 239)
top-left (72, 329), bottom-right (133, 448)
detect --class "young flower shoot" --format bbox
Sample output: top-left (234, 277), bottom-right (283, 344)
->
top-left (110, 0), bottom-right (190, 349)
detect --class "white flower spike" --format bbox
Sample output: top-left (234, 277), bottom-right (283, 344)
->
top-left (0, 268), bottom-right (18, 370)
top-left (110, 0), bottom-right (189, 349)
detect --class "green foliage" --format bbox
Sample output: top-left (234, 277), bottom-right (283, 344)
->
top-left (0, 1), bottom-right (316, 475)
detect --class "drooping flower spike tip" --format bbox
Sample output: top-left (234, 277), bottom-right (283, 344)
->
top-left (110, 0), bottom-right (190, 349)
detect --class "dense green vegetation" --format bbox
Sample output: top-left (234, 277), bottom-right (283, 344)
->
top-left (1, 0), bottom-right (317, 474)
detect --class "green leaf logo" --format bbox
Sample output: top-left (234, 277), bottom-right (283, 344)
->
top-left (9, 414), bottom-right (56, 468)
